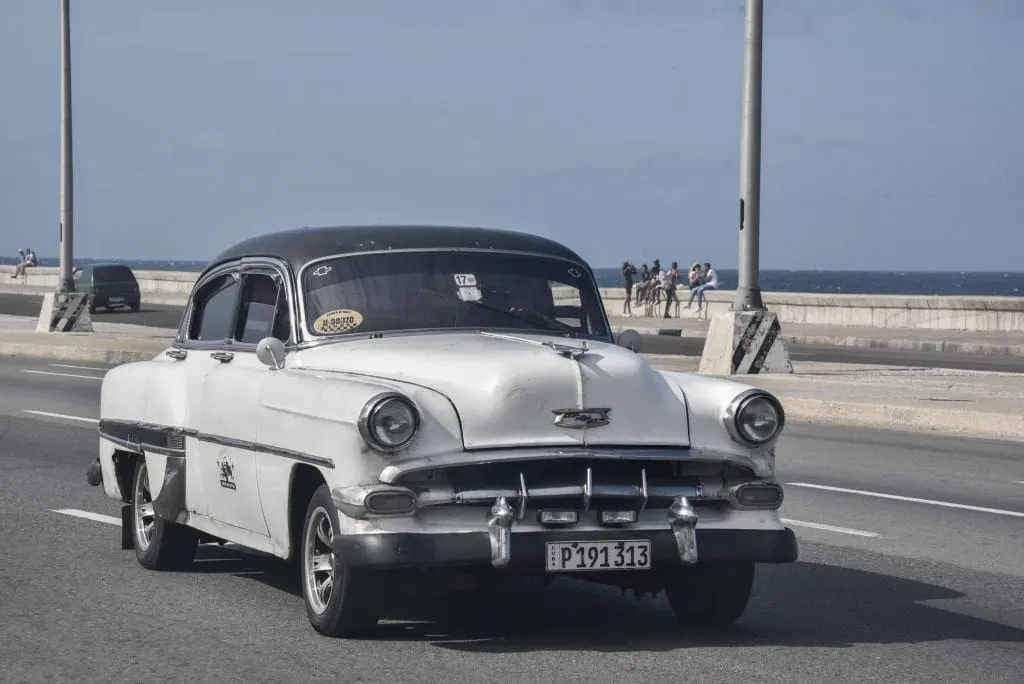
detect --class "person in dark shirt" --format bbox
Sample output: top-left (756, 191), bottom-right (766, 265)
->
top-left (636, 264), bottom-right (650, 305)
top-left (621, 261), bottom-right (637, 316)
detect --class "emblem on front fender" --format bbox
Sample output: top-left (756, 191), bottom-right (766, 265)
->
top-left (552, 408), bottom-right (611, 429)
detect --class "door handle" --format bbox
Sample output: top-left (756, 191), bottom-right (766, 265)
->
top-left (211, 351), bottom-right (234, 363)
top-left (165, 349), bottom-right (187, 360)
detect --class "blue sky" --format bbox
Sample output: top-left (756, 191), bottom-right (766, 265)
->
top-left (2, 0), bottom-right (1021, 270)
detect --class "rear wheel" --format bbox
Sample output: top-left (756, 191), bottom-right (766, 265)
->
top-left (131, 459), bottom-right (198, 570)
top-left (129, 298), bottom-right (140, 313)
top-left (664, 562), bottom-right (755, 625)
top-left (301, 483), bottom-right (381, 637)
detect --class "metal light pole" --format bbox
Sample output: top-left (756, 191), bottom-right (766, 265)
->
top-left (58, 0), bottom-right (75, 293)
top-left (732, 0), bottom-right (764, 311)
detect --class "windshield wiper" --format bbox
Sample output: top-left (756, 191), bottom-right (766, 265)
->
top-left (415, 287), bottom-right (577, 336)
top-left (469, 301), bottom-right (577, 336)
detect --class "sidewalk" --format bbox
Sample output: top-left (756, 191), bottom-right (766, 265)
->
top-left (0, 319), bottom-right (1020, 443)
top-left (0, 315), bottom-right (175, 364)
top-left (608, 313), bottom-right (1024, 357)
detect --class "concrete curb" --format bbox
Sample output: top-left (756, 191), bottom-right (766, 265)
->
top-left (0, 342), bottom-right (161, 365)
top-left (613, 325), bottom-right (1024, 358)
top-left (770, 396), bottom-right (1024, 443)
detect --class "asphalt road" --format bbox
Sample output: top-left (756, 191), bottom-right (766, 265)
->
top-left (2, 292), bottom-right (1022, 373)
top-left (0, 292), bottom-right (184, 329)
top-left (1, 355), bottom-right (1022, 682)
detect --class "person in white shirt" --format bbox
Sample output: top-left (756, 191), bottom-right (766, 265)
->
top-left (687, 261), bottom-right (718, 311)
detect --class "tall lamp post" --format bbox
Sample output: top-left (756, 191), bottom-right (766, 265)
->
top-left (697, 0), bottom-right (792, 375)
top-left (733, 0), bottom-right (764, 311)
top-left (37, 0), bottom-right (90, 333)
top-left (59, 0), bottom-right (75, 294)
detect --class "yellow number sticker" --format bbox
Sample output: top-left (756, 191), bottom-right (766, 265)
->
top-left (312, 309), bottom-right (364, 334)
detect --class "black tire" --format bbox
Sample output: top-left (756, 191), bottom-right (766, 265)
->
top-left (130, 299), bottom-right (140, 313)
top-left (131, 459), bottom-right (198, 571)
top-left (664, 562), bottom-right (755, 626)
top-left (300, 483), bottom-right (381, 637)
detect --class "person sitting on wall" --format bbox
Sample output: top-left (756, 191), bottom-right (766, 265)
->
top-left (687, 261), bottom-right (718, 312)
top-left (10, 248), bottom-right (37, 279)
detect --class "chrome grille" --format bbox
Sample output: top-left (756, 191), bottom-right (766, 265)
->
top-left (393, 457), bottom-right (742, 518)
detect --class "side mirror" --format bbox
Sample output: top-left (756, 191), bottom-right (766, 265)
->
top-left (617, 329), bottom-right (642, 353)
top-left (256, 337), bottom-right (287, 370)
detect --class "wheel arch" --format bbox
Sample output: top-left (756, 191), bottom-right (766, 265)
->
top-left (287, 463), bottom-right (327, 563)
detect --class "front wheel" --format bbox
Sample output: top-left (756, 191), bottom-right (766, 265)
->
top-left (301, 483), bottom-right (382, 637)
top-left (664, 561), bottom-right (755, 626)
top-left (131, 459), bottom-right (198, 570)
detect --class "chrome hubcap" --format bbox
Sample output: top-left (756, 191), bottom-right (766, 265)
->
top-left (304, 506), bottom-right (336, 615)
top-left (133, 463), bottom-right (155, 551)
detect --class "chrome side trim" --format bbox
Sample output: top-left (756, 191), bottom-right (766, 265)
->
top-left (97, 418), bottom-right (333, 469)
top-left (98, 419), bottom-right (186, 457)
top-left (194, 431), bottom-right (335, 469)
top-left (377, 446), bottom-right (761, 485)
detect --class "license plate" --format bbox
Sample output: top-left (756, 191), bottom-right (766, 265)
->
top-left (109, 296), bottom-right (124, 303)
top-left (545, 540), bottom-right (651, 572)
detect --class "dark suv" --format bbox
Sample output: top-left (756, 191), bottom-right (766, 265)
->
top-left (73, 263), bottom-right (142, 313)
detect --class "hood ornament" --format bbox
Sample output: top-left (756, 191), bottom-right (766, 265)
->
top-left (553, 408), bottom-right (611, 429)
top-left (543, 340), bottom-right (589, 360)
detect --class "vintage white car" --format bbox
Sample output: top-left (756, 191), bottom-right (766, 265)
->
top-left (88, 224), bottom-right (797, 637)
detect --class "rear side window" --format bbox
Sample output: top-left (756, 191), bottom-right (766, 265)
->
top-left (93, 265), bottom-right (137, 283)
top-left (188, 275), bottom-right (240, 342)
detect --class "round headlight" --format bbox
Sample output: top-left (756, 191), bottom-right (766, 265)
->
top-left (731, 393), bottom-right (784, 446)
top-left (359, 394), bottom-right (420, 452)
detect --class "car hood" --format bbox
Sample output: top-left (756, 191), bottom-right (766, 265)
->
top-left (291, 331), bottom-right (689, 450)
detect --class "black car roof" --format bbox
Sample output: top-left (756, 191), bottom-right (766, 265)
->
top-left (206, 225), bottom-right (587, 275)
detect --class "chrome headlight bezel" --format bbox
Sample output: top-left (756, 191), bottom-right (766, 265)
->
top-left (357, 392), bottom-right (421, 453)
top-left (723, 389), bottom-right (785, 447)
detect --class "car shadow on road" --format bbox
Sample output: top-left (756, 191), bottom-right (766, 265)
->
top-left (190, 543), bottom-right (1024, 653)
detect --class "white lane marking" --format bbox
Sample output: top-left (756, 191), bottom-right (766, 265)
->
top-left (22, 370), bottom-right (102, 381)
top-left (50, 363), bottom-right (109, 372)
top-left (1015, 481), bottom-right (1024, 485)
top-left (781, 518), bottom-right (879, 538)
top-left (788, 482), bottom-right (1024, 519)
top-left (52, 509), bottom-right (121, 526)
top-left (23, 410), bottom-right (99, 424)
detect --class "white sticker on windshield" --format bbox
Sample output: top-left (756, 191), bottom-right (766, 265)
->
top-left (454, 273), bottom-right (477, 287)
top-left (456, 286), bottom-right (482, 302)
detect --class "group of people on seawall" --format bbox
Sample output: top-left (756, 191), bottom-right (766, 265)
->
top-left (620, 259), bottom-right (719, 319)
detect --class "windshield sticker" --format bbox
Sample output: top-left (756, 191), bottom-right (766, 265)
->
top-left (454, 273), bottom-right (477, 287)
top-left (456, 286), bottom-right (483, 302)
top-left (312, 265), bottom-right (333, 277)
top-left (312, 309), bottom-right (364, 334)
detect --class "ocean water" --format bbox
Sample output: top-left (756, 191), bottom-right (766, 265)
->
top-left (3, 256), bottom-right (1022, 297)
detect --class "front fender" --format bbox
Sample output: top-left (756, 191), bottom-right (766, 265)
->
top-left (658, 370), bottom-right (781, 479)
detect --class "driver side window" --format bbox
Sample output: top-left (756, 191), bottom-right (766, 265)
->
top-left (234, 272), bottom-right (291, 344)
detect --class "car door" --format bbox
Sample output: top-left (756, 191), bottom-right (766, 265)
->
top-left (143, 268), bottom-right (242, 520)
top-left (196, 265), bottom-right (291, 536)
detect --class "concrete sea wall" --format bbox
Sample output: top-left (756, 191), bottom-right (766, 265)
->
top-left (4, 266), bottom-right (1023, 333)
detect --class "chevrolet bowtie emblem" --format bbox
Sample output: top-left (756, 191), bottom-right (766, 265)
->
top-left (552, 408), bottom-right (611, 429)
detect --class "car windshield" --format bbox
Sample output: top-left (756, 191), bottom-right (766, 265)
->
top-left (301, 250), bottom-right (610, 339)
